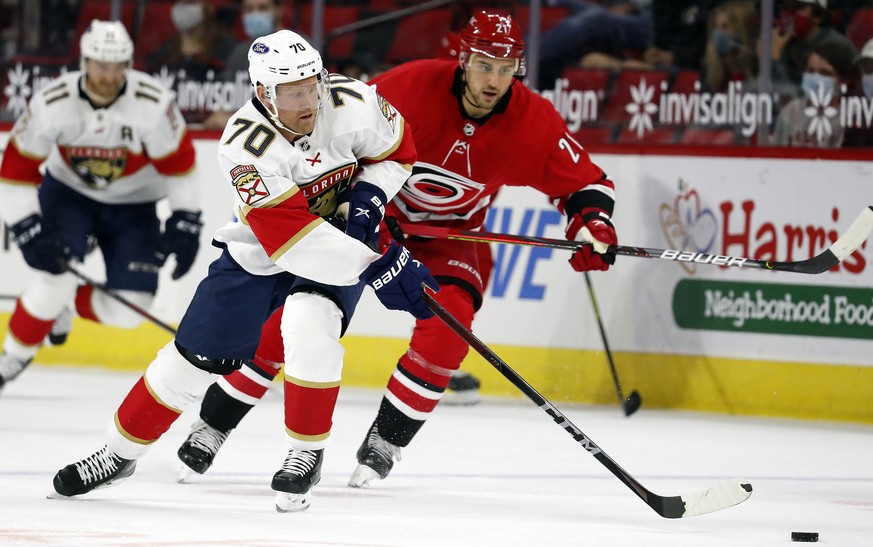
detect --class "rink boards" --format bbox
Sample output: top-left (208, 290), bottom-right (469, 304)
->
top-left (1, 136), bottom-right (872, 423)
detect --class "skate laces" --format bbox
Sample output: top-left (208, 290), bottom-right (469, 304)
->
top-left (365, 426), bottom-right (401, 462)
top-left (187, 420), bottom-right (229, 455)
top-left (280, 450), bottom-right (319, 476)
top-left (75, 446), bottom-right (121, 484)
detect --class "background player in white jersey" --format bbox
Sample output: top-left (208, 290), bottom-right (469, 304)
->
top-left (171, 11), bottom-right (619, 489)
top-left (52, 29), bottom-right (438, 513)
top-left (0, 20), bottom-right (202, 391)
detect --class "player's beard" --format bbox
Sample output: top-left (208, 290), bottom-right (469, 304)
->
top-left (462, 84), bottom-right (503, 115)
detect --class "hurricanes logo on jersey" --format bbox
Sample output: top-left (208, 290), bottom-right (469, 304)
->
top-left (67, 146), bottom-right (127, 189)
top-left (230, 164), bottom-right (271, 205)
top-left (401, 163), bottom-right (486, 213)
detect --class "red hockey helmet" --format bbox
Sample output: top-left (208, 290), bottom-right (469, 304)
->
top-left (458, 11), bottom-right (526, 76)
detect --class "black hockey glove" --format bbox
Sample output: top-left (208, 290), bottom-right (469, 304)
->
top-left (155, 210), bottom-right (203, 280)
top-left (362, 241), bottom-right (439, 320)
top-left (9, 213), bottom-right (71, 274)
top-left (338, 181), bottom-right (386, 252)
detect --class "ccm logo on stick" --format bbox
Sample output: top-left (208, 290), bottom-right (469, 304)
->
top-left (660, 250), bottom-right (748, 267)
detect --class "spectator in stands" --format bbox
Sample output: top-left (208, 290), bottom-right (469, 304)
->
top-left (701, 0), bottom-right (759, 92)
top-left (771, 0), bottom-right (856, 87)
top-left (843, 37), bottom-right (873, 147)
top-left (537, 0), bottom-right (652, 87)
top-left (773, 38), bottom-right (858, 147)
top-left (202, 0), bottom-right (283, 129)
top-left (146, 0), bottom-right (236, 82)
top-left (579, 1), bottom-right (716, 72)
top-left (642, 0), bottom-right (715, 69)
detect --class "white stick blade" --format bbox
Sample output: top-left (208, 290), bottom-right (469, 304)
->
top-left (829, 206), bottom-right (873, 261)
top-left (680, 478), bottom-right (752, 517)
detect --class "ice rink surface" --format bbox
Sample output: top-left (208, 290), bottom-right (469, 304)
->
top-left (1, 365), bottom-right (872, 546)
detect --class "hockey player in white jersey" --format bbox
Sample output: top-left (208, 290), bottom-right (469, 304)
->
top-left (0, 20), bottom-right (202, 391)
top-left (52, 29), bottom-right (438, 512)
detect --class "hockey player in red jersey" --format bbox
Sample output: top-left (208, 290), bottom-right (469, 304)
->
top-left (0, 20), bottom-right (202, 392)
top-left (172, 10), bottom-right (618, 490)
top-left (51, 29), bottom-right (438, 512)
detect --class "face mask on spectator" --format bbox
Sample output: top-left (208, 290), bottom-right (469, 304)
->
top-left (712, 29), bottom-right (740, 57)
top-left (787, 11), bottom-right (814, 39)
top-left (243, 12), bottom-right (274, 39)
top-left (863, 73), bottom-right (873, 99)
top-left (802, 72), bottom-right (835, 98)
top-left (171, 3), bottom-right (205, 32)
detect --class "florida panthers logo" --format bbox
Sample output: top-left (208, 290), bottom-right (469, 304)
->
top-left (67, 146), bottom-right (127, 189)
top-left (230, 164), bottom-right (271, 205)
top-left (400, 163), bottom-right (486, 213)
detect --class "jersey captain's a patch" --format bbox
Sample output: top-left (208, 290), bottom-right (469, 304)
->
top-left (230, 164), bottom-right (271, 205)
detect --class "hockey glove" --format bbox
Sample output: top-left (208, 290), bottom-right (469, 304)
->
top-left (337, 181), bottom-right (387, 252)
top-left (9, 213), bottom-right (71, 274)
top-left (362, 241), bottom-right (439, 320)
top-left (565, 208), bottom-right (617, 272)
top-left (155, 210), bottom-right (203, 280)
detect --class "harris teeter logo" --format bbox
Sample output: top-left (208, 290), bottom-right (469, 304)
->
top-left (673, 279), bottom-right (873, 340)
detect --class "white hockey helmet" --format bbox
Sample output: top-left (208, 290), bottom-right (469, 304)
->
top-left (248, 30), bottom-right (329, 131)
top-left (79, 19), bottom-right (134, 65)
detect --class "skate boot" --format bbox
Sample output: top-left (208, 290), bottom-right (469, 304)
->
top-left (348, 423), bottom-right (402, 488)
top-left (443, 369), bottom-right (481, 406)
top-left (47, 307), bottom-right (73, 346)
top-left (271, 448), bottom-right (323, 512)
top-left (177, 419), bottom-right (230, 482)
top-left (52, 445), bottom-right (136, 497)
top-left (0, 351), bottom-right (33, 392)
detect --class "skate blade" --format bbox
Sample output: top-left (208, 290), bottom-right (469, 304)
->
top-left (178, 464), bottom-right (196, 483)
top-left (274, 491), bottom-right (312, 512)
top-left (348, 464), bottom-right (381, 488)
top-left (441, 389), bottom-right (481, 406)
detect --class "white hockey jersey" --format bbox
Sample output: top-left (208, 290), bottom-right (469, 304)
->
top-left (213, 74), bottom-right (415, 287)
top-left (0, 70), bottom-right (196, 225)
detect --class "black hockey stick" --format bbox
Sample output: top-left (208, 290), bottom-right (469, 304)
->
top-left (399, 205), bottom-right (873, 274)
top-left (64, 263), bottom-right (178, 336)
top-left (584, 272), bottom-right (641, 416)
top-left (422, 286), bottom-right (752, 518)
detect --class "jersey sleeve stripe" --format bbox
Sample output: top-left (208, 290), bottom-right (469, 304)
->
top-left (360, 118), bottom-right (415, 166)
top-left (0, 140), bottom-right (44, 185)
top-left (269, 218), bottom-right (323, 262)
top-left (149, 130), bottom-right (196, 176)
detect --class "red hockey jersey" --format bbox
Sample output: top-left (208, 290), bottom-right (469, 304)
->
top-left (369, 59), bottom-right (615, 230)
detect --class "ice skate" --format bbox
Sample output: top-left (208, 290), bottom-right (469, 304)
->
top-left (0, 351), bottom-right (33, 392)
top-left (47, 307), bottom-right (73, 346)
top-left (272, 448), bottom-right (323, 512)
top-left (348, 423), bottom-right (401, 488)
top-left (52, 445), bottom-right (136, 497)
top-left (177, 419), bottom-right (230, 482)
top-left (442, 369), bottom-right (481, 406)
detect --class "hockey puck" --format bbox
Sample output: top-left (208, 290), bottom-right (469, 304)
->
top-left (791, 532), bottom-right (819, 542)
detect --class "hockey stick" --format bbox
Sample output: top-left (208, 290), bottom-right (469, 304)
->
top-left (584, 272), bottom-right (641, 417)
top-left (422, 286), bottom-right (752, 518)
top-left (64, 263), bottom-right (178, 336)
top-left (399, 205), bottom-right (873, 274)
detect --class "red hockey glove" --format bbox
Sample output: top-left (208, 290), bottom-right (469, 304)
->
top-left (565, 208), bottom-right (617, 272)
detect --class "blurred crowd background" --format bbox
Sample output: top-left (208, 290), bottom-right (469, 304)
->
top-left (1, 0), bottom-right (872, 147)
